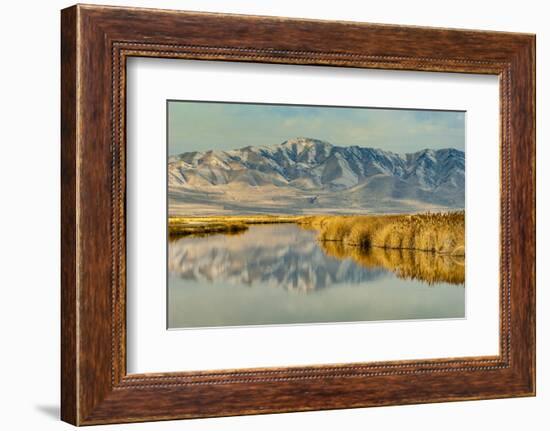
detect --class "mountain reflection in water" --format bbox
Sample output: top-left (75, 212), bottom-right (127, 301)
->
top-left (168, 223), bottom-right (465, 327)
top-left (168, 224), bottom-right (464, 292)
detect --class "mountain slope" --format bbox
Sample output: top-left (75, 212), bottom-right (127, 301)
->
top-left (168, 137), bottom-right (465, 215)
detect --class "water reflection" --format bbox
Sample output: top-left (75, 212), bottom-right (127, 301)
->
top-left (168, 224), bottom-right (464, 292)
top-left (320, 241), bottom-right (464, 285)
top-left (169, 224), bottom-right (388, 292)
top-left (168, 224), bottom-right (465, 328)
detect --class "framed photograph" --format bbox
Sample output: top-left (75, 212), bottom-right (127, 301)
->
top-left (165, 100), bottom-right (467, 329)
top-left (61, 4), bottom-right (536, 425)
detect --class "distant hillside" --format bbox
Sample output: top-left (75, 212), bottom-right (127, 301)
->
top-left (168, 137), bottom-right (465, 215)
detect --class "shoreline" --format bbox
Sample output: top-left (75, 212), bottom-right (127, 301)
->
top-left (168, 212), bottom-right (465, 258)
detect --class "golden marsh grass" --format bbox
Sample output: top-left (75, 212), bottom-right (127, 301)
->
top-left (299, 211), bottom-right (465, 256)
top-left (169, 220), bottom-right (248, 236)
top-left (168, 215), bottom-right (303, 236)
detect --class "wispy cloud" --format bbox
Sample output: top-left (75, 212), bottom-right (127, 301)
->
top-left (168, 101), bottom-right (465, 155)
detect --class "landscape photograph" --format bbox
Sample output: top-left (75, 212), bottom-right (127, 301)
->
top-left (167, 101), bottom-right (466, 328)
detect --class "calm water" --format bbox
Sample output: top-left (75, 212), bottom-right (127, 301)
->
top-left (168, 224), bottom-right (465, 328)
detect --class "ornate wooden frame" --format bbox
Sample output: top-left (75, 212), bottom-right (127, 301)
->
top-left (61, 4), bottom-right (536, 425)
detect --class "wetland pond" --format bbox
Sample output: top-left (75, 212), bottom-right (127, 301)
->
top-left (168, 224), bottom-right (465, 328)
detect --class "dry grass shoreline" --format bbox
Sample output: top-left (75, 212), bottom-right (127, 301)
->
top-left (168, 215), bottom-right (303, 236)
top-left (169, 212), bottom-right (465, 257)
top-left (168, 221), bottom-right (248, 236)
top-left (300, 212), bottom-right (464, 256)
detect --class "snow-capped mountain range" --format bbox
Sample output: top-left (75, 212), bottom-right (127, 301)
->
top-left (168, 137), bottom-right (465, 215)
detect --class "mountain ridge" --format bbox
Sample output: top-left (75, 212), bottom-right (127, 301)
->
top-left (168, 137), bottom-right (465, 215)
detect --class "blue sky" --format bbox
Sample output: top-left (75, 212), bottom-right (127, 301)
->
top-left (168, 101), bottom-right (465, 156)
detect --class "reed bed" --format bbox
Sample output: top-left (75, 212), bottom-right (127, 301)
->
top-left (299, 211), bottom-right (464, 256)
